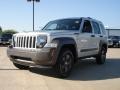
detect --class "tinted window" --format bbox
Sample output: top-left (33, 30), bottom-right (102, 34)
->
top-left (92, 22), bottom-right (101, 34)
top-left (43, 19), bottom-right (82, 30)
top-left (112, 36), bottom-right (120, 39)
top-left (82, 20), bottom-right (92, 33)
top-left (2, 34), bottom-right (12, 38)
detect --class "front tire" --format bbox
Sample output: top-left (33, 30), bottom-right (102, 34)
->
top-left (55, 48), bottom-right (74, 78)
top-left (96, 47), bottom-right (106, 64)
top-left (13, 63), bottom-right (29, 69)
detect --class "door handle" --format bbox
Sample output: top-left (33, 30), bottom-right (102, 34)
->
top-left (74, 33), bottom-right (79, 35)
top-left (100, 35), bottom-right (103, 37)
top-left (91, 35), bottom-right (95, 37)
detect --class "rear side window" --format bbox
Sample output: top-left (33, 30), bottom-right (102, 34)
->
top-left (92, 21), bottom-right (101, 34)
top-left (100, 24), bottom-right (106, 35)
top-left (82, 20), bottom-right (92, 33)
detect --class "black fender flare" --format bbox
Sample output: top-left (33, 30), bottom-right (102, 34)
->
top-left (51, 37), bottom-right (78, 63)
top-left (99, 40), bottom-right (108, 54)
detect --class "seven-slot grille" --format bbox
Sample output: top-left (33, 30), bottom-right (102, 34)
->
top-left (13, 36), bottom-right (36, 48)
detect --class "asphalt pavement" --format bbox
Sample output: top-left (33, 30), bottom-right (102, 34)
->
top-left (0, 47), bottom-right (120, 90)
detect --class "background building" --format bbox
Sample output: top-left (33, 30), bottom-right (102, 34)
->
top-left (106, 29), bottom-right (120, 36)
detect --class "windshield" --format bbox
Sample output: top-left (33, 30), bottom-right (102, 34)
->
top-left (109, 36), bottom-right (120, 40)
top-left (43, 19), bottom-right (82, 31)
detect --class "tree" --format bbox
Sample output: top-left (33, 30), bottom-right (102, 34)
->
top-left (0, 26), bottom-right (2, 35)
top-left (2, 29), bottom-right (18, 35)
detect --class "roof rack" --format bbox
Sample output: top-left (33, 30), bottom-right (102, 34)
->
top-left (87, 17), bottom-right (92, 19)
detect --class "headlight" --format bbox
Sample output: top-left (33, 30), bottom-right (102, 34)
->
top-left (36, 35), bottom-right (47, 48)
top-left (9, 39), bottom-right (12, 44)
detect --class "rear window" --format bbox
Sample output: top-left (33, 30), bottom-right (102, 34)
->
top-left (112, 36), bottom-right (120, 39)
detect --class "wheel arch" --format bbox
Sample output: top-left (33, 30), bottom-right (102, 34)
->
top-left (52, 37), bottom-right (78, 63)
top-left (99, 40), bottom-right (108, 53)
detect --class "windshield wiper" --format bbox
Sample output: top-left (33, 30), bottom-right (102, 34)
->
top-left (44, 29), bottom-right (56, 30)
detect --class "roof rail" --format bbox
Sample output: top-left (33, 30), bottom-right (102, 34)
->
top-left (87, 17), bottom-right (92, 19)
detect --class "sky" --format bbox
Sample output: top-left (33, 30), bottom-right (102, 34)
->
top-left (0, 0), bottom-right (120, 32)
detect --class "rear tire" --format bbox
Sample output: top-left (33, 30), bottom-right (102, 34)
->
top-left (96, 47), bottom-right (106, 65)
top-left (55, 48), bottom-right (74, 78)
top-left (13, 63), bottom-right (29, 69)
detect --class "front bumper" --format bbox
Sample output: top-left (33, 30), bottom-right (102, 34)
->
top-left (113, 41), bottom-right (120, 46)
top-left (7, 47), bottom-right (57, 66)
top-left (119, 41), bottom-right (120, 44)
top-left (108, 42), bottom-right (113, 46)
top-left (0, 41), bottom-right (10, 44)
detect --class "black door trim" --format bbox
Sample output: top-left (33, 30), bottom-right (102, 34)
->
top-left (81, 48), bottom-right (98, 52)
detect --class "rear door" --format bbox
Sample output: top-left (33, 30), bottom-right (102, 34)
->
top-left (78, 19), bottom-right (97, 57)
top-left (91, 21), bottom-right (102, 54)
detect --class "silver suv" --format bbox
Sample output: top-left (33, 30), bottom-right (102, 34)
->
top-left (7, 17), bottom-right (108, 78)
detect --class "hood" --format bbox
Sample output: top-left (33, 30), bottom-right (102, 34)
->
top-left (39, 30), bottom-right (79, 36)
top-left (14, 30), bottom-right (79, 36)
top-left (14, 31), bottom-right (49, 36)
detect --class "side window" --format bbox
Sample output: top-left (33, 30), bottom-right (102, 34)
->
top-left (92, 21), bottom-right (101, 34)
top-left (82, 20), bottom-right (92, 33)
top-left (100, 24), bottom-right (106, 35)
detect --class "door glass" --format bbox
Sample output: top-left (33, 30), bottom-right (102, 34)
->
top-left (82, 20), bottom-right (92, 33)
top-left (92, 22), bottom-right (101, 34)
top-left (100, 24), bottom-right (106, 35)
